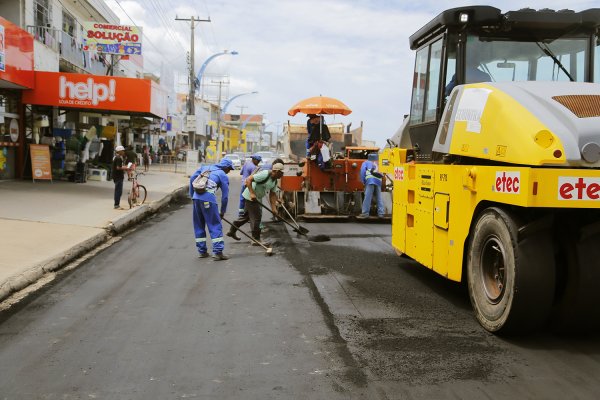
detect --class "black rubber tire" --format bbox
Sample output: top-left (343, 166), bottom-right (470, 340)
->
top-left (552, 227), bottom-right (600, 331)
top-left (467, 207), bottom-right (555, 334)
top-left (137, 185), bottom-right (147, 205)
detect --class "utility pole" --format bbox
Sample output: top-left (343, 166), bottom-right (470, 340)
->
top-left (175, 15), bottom-right (210, 149)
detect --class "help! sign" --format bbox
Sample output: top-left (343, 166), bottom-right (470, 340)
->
top-left (22, 72), bottom-right (167, 118)
top-left (558, 177), bottom-right (600, 201)
top-left (59, 76), bottom-right (116, 106)
top-left (495, 171), bottom-right (520, 194)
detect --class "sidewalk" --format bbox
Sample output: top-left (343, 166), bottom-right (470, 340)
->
top-left (0, 166), bottom-right (192, 302)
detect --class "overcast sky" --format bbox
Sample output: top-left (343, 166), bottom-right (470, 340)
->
top-left (105, 0), bottom-right (599, 146)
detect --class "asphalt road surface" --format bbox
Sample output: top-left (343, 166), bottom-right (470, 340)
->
top-left (1, 181), bottom-right (600, 398)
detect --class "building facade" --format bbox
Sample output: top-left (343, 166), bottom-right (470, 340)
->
top-left (0, 0), bottom-right (168, 180)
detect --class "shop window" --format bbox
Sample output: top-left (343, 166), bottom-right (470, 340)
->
top-left (35, 0), bottom-right (52, 28)
top-left (62, 9), bottom-right (76, 38)
top-left (32, 0), bottom-right (55, 47)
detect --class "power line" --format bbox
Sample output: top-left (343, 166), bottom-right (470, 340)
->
top-left (113, 0), bottom-right (180, 72)
top-left (115, 0), bottom-right (160, 59)
top-left (146, 0), bottom-right (188, 54)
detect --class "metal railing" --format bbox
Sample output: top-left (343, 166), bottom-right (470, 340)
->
top-left (58, 30), bottom-right (107, 75)
top-left (27, 26), bottom-right (109, 75)
top-left (27, 25), bottom-right (59, 52)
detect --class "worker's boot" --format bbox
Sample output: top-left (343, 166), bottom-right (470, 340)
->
top-left (213, 253), bottom-right (229, 261)
top-left (226, 227), bottom-right (241, 241)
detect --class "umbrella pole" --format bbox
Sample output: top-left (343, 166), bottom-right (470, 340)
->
top-left (319, 114), bottom-right (322, 141)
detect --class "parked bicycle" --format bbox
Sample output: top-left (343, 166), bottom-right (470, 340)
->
top-left (127, 171), bottom-right (147, 208)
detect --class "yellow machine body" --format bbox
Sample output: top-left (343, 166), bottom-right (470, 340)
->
top-left (381, 147), bottom-right (600, 282)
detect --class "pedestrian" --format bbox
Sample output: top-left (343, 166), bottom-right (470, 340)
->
top-left (190, 158), bottom-right (234, 261)
top-left (125, 145), bottom-right (137, 179)
top-left (238, 154), bottom-right (262, 217)
top-left (111, 145), bottom-right (130, 210)
top-left (226, 161), bottom-right (284, 245)
top-left (358, 153), bottom-right (385, 219)
top-left (142, 144), bottom-right (150, 172)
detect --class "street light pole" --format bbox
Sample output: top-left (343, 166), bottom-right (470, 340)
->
top-left (216, 91), bottom-right (258, 159)
top-left (195, 50), bottom-right (238, 153)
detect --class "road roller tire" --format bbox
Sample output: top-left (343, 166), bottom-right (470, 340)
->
top-left (467, 207), bottom-right (555, 334)
top-left (552, 225), bottom-right (600, 332)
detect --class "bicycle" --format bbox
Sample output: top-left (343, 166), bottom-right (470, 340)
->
top-left (127, 171), bottom-right (147, 208)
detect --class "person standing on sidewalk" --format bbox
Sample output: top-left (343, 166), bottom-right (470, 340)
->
top-left (125, 145), bottom-right (137, 180)
top-left (358, 153), bottom-right (385, 219)
top-left (238, 154), bottom-right (262, 217)
top-left (189, 158), bottom-right (234, 261)
top-left (226, 162), bottom-right (284, 245)
top-left (142, 145), bottom-right (150, 172)
top-left (112, 145), bottom-right (130, 210)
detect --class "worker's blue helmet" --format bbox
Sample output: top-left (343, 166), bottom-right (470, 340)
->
top-left (251, 154), bottom-right (262, 162)
top-left (217, 158), bottom-right (234, 170)
top-left (367, 153), bottom-right (379, 161)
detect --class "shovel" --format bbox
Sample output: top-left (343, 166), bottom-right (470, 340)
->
top-left (256, 201), bottom-right (310, 236)
top-left (221, 216), bottom-right (273, 256)
top-left (279, 202), bottom-right (307, 234)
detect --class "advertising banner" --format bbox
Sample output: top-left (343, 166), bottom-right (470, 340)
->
top-left (82, 22), bottom-right (142, 55)
top-left (30, 144), bottom-right (52, 181)
top-left (0, 24), bottom-right (5, 72)
top-left (0, 16), bottom-right (34, 88)
top-left (23, 72), bottom-right (167, 119)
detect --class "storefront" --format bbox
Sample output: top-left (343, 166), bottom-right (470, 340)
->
top-left (0, 16), bottom-right (34, 179)
top-left (22, 71), bottom-right (167, 181)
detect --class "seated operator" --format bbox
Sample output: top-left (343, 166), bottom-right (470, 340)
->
top-left (445, 52), bottom-right (492, 97)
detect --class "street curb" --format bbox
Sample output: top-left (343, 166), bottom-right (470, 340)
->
top-left (0, 185), bottom-right (189, 304)
top-left (107, 186), bottom-right (188, 234)
top-left (0, 231), bottom-right (108, 302)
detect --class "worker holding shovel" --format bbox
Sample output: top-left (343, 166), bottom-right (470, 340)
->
top-left (226, 161), bottom-right (284, 246)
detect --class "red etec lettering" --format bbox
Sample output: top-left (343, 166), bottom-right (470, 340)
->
top-left (559, 177), bottom-right (600, 200)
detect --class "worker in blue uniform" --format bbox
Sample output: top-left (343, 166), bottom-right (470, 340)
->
top-left (189, 158), bottom-right (234, 260)
top-left (238, 154), bottom-right (262, 217)
top-left (358, 153), bottom-right (385, 219)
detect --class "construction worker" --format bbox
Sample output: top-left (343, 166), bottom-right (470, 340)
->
top-left (238, 154), bottom-right (262, 217)
top-left (226, 161), bottom-right (284, 245)
top-left (189, 158), bottom-right (234, 260)
top-left (358, 153), bottom-right (385, 219)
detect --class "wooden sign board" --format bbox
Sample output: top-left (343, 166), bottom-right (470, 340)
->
top-left (30, 144), bottom-right (52, 181)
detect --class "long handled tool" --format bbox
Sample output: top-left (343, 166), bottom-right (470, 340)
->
top-left (279, 202), bottom-right (306, 233)
top-left (221, 216), bottom-right (273, 256)
top-left (256, 201), bottom-right (310, 236)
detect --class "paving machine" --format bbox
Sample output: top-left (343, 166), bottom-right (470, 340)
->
top-left (380, 6), bottom-right (600, 333)
top-left (281, 144), bottom-right (392, 218)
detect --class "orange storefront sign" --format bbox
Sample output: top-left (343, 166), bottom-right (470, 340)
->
top-left (0, 16), bottom-right (34, 88)
top-left (22, 71), bottom-right (167, 118)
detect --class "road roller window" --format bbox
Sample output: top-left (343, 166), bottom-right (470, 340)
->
top-left (466, 34), bottom-right (588, 83)
top-left (595, 36), bottom-right (600, 83)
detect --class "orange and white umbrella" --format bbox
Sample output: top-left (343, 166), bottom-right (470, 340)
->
top-left (287, 95), bottom-right (352, 116)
